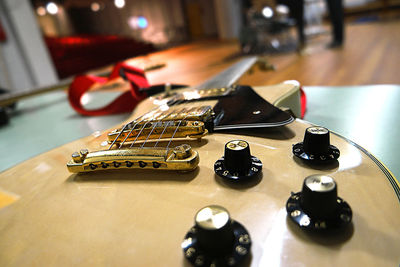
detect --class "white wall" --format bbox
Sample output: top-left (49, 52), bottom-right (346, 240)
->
top-left (200, 0), bottom-right (218, 36)
top-left (37, 6), bottom-right (74, 37)
top-left (65, 0), bottom-right (187, 46)
top-left (213, 0), bottom-right (243, 39)
top-left (0, 0), bottom-right (57, 92)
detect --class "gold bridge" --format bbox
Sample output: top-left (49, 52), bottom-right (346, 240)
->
top-left (108, 120), bottom-right (207, 144)
top-left (108, 105), bottom-right (214, 144)
top-left (68, 107), bottom-right (212, 173)
top-left (67, 144), bottom-right (199, 173)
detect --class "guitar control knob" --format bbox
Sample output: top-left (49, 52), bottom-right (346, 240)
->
top-left (293, 126), bottom-right (340, 163)
top-left (286, 174), bottom-right (352, 231)
top-left (214, 140), bottom-right (262, 181)
top-left (182, 205), bottom-right (251, 266)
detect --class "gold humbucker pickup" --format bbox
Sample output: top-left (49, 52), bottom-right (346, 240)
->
top-left (108, 120), bottom-right (207, 144)
top-left (67, 144), bottom-right (199, 173)
top-left (108, 106), bottom-right (214, 144)
top-left (140, 106), bottom-right (214, 123)
top-left (179, 86), bottom-right (236, 101)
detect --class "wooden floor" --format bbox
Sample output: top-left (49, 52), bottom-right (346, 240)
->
top-left (241, 19), bottom-right (400, 86)
top-left (134, 18), bottom-right (400, 88)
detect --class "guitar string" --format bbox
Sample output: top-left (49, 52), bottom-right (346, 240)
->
top-left (108, 122), bottom-right (130, 150)
top-left (150, 108), bottom-right (182, 148)
top-left (166, 120), bottom-right (183, 150)
top-left (140, 121), bottom-right (159, 148)
top-left (114, 108), bottom-right (176, 150)
top-left (129, 108), bottom-right (180, 148)
top-left (110, 102), bottom-right (207, 151)
top-left (152, 106), bottom-right (188, 149)
top-left (107, 108), bottom-right (151, 150)
top-left (129, 122), bottom-right (150, 148)
top-left (165, 105), bottom-right (190, 150)
top-left (108, 104), bottom-right (165, 149)
top-left (118, 108), bottom-right (168, 148)
top-left (153, 121), bottom-right (170, 148)
top-left (108, 88), bottom-right (207, 150)
top-left (109, 116), bottom-right (146, 150)
top-left (118, 120), bottom-right (141, 148)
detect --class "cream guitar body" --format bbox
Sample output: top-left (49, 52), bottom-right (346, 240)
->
top-left (0, 83), bottom-right (399, 267)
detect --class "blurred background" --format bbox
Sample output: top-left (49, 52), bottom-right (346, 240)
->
top-left (0, 0), bottom-right (400, 177)
top-left (1, 0), bottom-right (399, 88)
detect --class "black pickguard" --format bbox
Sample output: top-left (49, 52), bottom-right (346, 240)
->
top-left (212, 85), bottom-right (294, 130)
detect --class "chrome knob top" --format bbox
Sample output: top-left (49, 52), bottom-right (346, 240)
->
top-left (293, 126), bottom-right (340, 163)
top-left (286, 175), bottom-right (352, 231)
top-left (183, 205), bottom-right (252, 266)
top-left (214, 140), bottom-right (262, 182)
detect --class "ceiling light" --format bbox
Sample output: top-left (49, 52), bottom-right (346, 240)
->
top-left (276, 4), bottom-right (289, 15)
top-left (46, 2), bottom-right (59, 15)
top-left (128, 16), bottom-right (148, 29)
top-left (37, 6), bottom-right (46, 16)
top-left (114, 0), bottom-right (125, 9)
top-left (91, 2), bottom-right (100, 12)
top-left (262, 6), bottom-right (273, 18)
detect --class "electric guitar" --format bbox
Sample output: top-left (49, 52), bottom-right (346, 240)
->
top-left (0, 58), bottom-right (399, 267)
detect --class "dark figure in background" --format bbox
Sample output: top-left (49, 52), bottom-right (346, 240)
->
top-left (276, 0), bottom-right (305, 47)
top-left (276, 0), bottom-right (344, 48)
top-left (326, 0), bottom-right (344, 47)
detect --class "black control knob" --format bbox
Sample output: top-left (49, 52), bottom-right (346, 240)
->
top-left (182, 205), bottom-right (251, 266)
top-left (195, 205), bottom-right (234, 255)
top-left (293, 126), bottom-right (340, 163)
top-left (286, 175), bottom-right (352, 231)
top-left (214, 140), bottom-right (262, 181)
top-left (301, 175), bottom-right (338, 219)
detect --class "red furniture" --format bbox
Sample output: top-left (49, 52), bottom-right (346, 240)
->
top-left (45, 35), bottom-right (155, 78)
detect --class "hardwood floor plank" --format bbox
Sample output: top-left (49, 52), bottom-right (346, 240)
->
top-left (240, 20), bottom-right (400, 86)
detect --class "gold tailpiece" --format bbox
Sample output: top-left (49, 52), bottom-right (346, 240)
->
top-left (67, 144), bottom-right (199, 173)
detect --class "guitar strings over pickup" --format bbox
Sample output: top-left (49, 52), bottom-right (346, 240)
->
top-left (67, 107), bottom-right (212, 173)
top-left (181, 86), bottom-right (236, 101)
top-left (67, 144), bottom-right (199, 173)
top-left (165, 86), bottom-right (237, 106)
top-left (108, 105), bottom-right (215, 146)
top-left (108, 120), bottom-right (207, 145)
top-left (139, 105), bottom-right (214, 125)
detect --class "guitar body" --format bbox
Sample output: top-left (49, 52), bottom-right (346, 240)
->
top-left (0, 83), bottom-right (399, 266)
